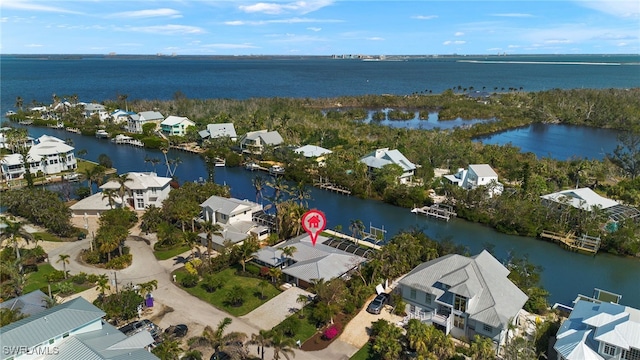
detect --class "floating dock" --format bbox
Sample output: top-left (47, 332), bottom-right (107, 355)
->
top-left (540, 230), bottom-right (600, 254)
top-left (411, 204), bottom-right (457, 221)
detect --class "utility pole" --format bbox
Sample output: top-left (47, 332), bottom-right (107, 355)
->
top-left (113, 272), bottom-right (119, 294)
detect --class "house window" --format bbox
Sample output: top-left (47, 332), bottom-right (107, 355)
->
top-left (49, 338), bottom-right (54, 344)
top-left (151, 188), bottom-right (157, 194)
top-left (604, 344), bottom-right (616, 356)
top-left (410, 288), bottom-right (416, 299)
top-left (425, 293), bottom-right (433, 303)
top-left (63, 332), bottom-right (69, 338)
top-left (454, 315), bottom-right (465, 329)
top-left (410, 305), bottom-right (416, 313)
top-left (137, 199), bottom-right (144, 208)
top-left (454, 295), bottom-right (467, 312)
top-left (136, 190), bottom-right (143, 196)
top-left (623, 348), bottom-right (640, 360)
top-left (483, 324), bottom-right (492, 333)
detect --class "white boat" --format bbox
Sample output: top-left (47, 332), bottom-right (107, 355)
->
top-left (245, 162), bottom-right (260, 171)
top-left (95, 129), bottom-right (109, 138)
top-left (214, 157), bottom-right (226, 167)
top-left (269, 165), bottom-right (285, 175)
top-left (5, 110), bottom-right (16, 117)
top-left (63, 173), bottom-right (80, 182)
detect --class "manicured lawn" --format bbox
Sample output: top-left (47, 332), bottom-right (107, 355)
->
top-left (174, 268), bottom-right (281, 316)
top-left (350, 342), bottom-right (374, 360)
top-left (154, 245), bottom-right (190, 260)
top-left (23, 264), bottom-right (91, 295)
top-left (272, 309), bottom-right (319, 343)
top-left (33, 232), bottom-right (64, 242)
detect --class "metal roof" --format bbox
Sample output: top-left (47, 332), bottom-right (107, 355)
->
top-left (360, 148), bottom-right (416, 172)
top-left (0, 290), bottom-right (48, 316)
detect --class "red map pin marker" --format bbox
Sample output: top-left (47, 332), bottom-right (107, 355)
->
top-left (301, 209), bottom-right (326, 246)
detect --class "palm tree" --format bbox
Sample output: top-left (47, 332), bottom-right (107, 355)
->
top-left (252, 175), bottom-right (265, 205)
top-left (15, 96), bottom-right (23, 111)
top-left (56, 254), bottom-right (70, 279)
top-left (82, 167), bottom-right (95, 194)
top-left (293, 180), bottom-right (311, 207)
top-left (189, 317), bottom-right (248, 358)
top-left (281, 246), bottom-right (297, 266)
top-left (200, 222), bottom-right (222, 264)
top-left (152, 337), bottom-right (182, 360)
top-left (238, 238), bottom-right (259, 273)
top-left (270, 331), bottom-right (296, 360)
top-left (102, 189), bottom-right (118, 209)
top-left (257, 280), bottom-right (270, 300)
top-left (95, 274), bottom-right (111, 300)
top-left (250, 329), bottom-right (273, 360)
top-left (77, 148), bottom-right (88, 158)
top-left (110, 173), bottom-right (133, 207)
top-left (137, 280), bottom-right (158, 298)
top-left (0, 308), bottom-right (26, 326)
top-left (349, 219), bottom-right (365, 240)
top-left (296, 294), bottom-right (309, 317)
top-left (0, 220), bottom-right (33, 273)
top-left (268, 267), bottom-right (282, 283)
top-left (182, 231), bottom-right (200, 258)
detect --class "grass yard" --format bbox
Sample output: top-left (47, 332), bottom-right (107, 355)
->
top-left (350, 342), bottom-right (373, 360)
top-left (23, 264), bottom-right (91, 295)
top-left (154, 245), bottom-right (190, 260)
top-left (272, 308), bottom-right (319, 343)
top-left (32, 232), bottom-right (64, 242)
top-left (174, 268), bottom-right (281, 316)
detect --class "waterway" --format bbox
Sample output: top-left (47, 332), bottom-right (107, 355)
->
top-left (18, 125), bottom-right (640, 308)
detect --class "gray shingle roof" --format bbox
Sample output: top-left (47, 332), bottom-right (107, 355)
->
top-left (242, 130), bottom-right (283, 145)
top-left (399, 250), bottom-right (527, 328)
top-left (360, 148), bottom-right (416, 172)
top-left (205, 123), bottom-right (237, 139)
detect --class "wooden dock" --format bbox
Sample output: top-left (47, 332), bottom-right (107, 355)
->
top-left (540, 230), bottom-right (601, 254)
top-left (411, 204), bottom-right (457, 221)
top-left (314, 181), bottom-right (351, 195)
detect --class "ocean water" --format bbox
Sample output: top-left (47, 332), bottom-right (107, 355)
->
top-left (1, 54), bottom-right (639, 112)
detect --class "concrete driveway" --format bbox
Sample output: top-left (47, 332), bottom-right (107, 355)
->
top-left (241, 286), bottom-right (313, 330)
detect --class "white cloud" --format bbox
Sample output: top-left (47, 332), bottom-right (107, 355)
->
top-left (491, 13), bottom-right (534, 18)
top-left (575, 0), bottom-right (639, 19)
top-left (126, 24), bottom-right (206, 35)
top-left (443, 40), bottom-right (466, 45)
top-left (412, 15), bottom-right (438, 20)
top-left (0, 17), bottom-right (7, 22)
top-left (224, 17), bottom-right (343, 26)
top-left (239, 0), bottom-right (334, 15)
top-left (307, 27), bottom-right (321, 32)
top-left (1, 0), bottom-right (83, 14)
top-left (616, 42), bottom-right (628, 46)
top-left (108, 8), bottom-right (182, 19)
top-left (367, 37), bottom-right (384, 41)
top-left (202, 43), bottom-right (260, 49)
top-left (544, 39), bottom-right (572, 44)
top-left (25, 43), bottom-right (43, 47)
top-left (454, 32), bottom-right (464, 37)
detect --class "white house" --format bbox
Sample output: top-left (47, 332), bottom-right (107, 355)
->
top-left (360, 148), bottom-right (417, 184)
top-left (540, 187), bottom-right (640, 223)
top-left (160, 116), bottom-right (195, 136)
top-left (252, 234), bottom-right (367, 289)
top-left (99, 172), bottom-right (172, 211)
top-left (554, 299), bottom-right (640, 360)
top-left (199, 123), bottom-right (238, 141)
top-left (0, 135), bottom-right (77, 180)
top-left (0, 297), bottom-right (158, 360)
top-left (199, 195), bottom-right (270, 250)
top-left (79, 102), bottom-right (108, 121)
top-left (398, 250), bottom-right (528, 348)
top-left (444, 164), bottom-right (503, 196)
top-left (110, 109), bottom-right (136, 124)
top-left (127, 111), bottom-right (164, 134)
top-left (238, 130), bottom-right (283, 155)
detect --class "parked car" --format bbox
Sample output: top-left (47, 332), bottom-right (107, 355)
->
top-left (164, 324), bottom-right (188, 339)
top-left (366, 293), bottom-right (389, 315)
top-left (118, 319), bottom-right (162, 341)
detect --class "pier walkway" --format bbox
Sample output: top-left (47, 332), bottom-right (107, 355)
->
top-left (540, 230), bottom-right (601, 254)
top-left (411, 204), bottom-right (457, 221)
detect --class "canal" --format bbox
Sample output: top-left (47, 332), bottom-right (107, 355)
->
top-left (17, 125), bottom-right (640, 308)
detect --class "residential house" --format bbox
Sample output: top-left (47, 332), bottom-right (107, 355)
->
top-left (199, 195), bottom-right (270, 251)
top-left (110, 109), bottom-right (136, 125)
top-left (199, 123), bottom-right (238, 142)
top-left (160, 116), bottom-right (195, 136)
top-left (398, 250), bottom-right (528, 348)
top-left (0, 127), bottom-right (36, 150)
top-left (98, 172), bottom-right (172, 211)
top-left (127, 111), bottom-right (164, 134)
top-left (554, 299), bottom-right (640, 360)
top-left (541, 187), bottom-right (640, 224)
top-left (444, 164), bottom-right (504, 197)
top-left (79, 103), bottom-right (108, 121)
top-left (0, 290), bottom-right (48, 317)
top-left (294, 145), bottom-right (332, 166)
top-left (0, 135), bottom-right (77, 180)
top-left (0, 296), bottom-right (158, 360)
top-left (360, 148), bottom-right (417, 184)
top-left (238, 130), bottom-right (283, 155)
top-left (252, 234), bottom-right (367, 289)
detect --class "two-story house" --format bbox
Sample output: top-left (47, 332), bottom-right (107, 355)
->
top-left (160, 116), bottom-right (195, 136)
top-left (398, 250), bottom-right (528, 348)
top-left (99, 172), bottom-right (172, 210)
top-left (127, 111), bottom-right (164, 134)
top-left (554, 299), bottom-right (640, 360)
top-left (0, 297), bottom-right (158, 360)
top-left (444, 164), bottom-right (504, 197)
top-left (0, 135), bottom-right (77, 180)
top-left (199, 195), bottom-right (270, 250)
top-left (238, 130), bottom-right (283, 155)
top-left (359, 148), bottom-right (417, 184)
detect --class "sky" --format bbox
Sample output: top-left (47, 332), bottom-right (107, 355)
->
top-left (1, 0), bottom-right (639, 55)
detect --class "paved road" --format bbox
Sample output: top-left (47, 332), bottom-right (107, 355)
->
top-left (45, 221), bottom-right (359, 360)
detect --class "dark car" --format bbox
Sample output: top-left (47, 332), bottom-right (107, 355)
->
top-left (164, 324), bottom-right (188, 339)
top-left (118, 319), bottom-right (162, 340)
top-left (366, 293), bottom-right (389, 315)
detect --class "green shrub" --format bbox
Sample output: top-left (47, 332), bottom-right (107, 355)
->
top-left (245, 263), bottom-right (261, 276)
top-left (181, 273), bottom-right (199, 288)
top-left (45, 270), bottom-right (66, 282)
top-left (72, 272), bottom-right (88, 284)
top-left (201, 274), bottom-right (225, 293)
top-left (105, 254), bottom-right (132, 270)
top-left (87, 274), bottom-right (99, 283)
